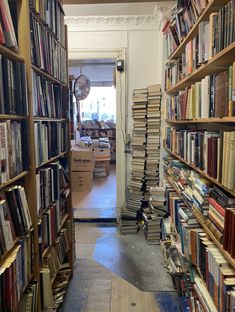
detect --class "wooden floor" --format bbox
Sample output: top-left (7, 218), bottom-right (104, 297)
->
top-left (62, 223), bottom-right (160, 312)
top-left (72, 165), bottom-right (116, 219)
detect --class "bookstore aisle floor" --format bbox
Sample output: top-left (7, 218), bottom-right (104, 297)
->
top-left (72, 165), bottom-right (116, 220)
top-left (61, 223), bottom-right (179, 312)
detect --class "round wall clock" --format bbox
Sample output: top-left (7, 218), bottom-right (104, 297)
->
top-left (73, 75), bottom-right (91, 100)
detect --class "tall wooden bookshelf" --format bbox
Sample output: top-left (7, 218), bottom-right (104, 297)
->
top-left (0, 1), bottom-right (74, 311)
top-left (162, 0), bottom-right (235, 310)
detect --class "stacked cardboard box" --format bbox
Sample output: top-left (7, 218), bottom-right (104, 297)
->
top-left (71, 147), bottom-right (94, 192)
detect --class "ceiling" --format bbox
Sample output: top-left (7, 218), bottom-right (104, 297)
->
top-left (63, 0), bottom-right (168, 4)
top-left (64, 2), bottom-right (159, 16)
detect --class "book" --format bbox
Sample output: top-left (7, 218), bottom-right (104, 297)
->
top-left (0, 0), bottom-right (18, 51)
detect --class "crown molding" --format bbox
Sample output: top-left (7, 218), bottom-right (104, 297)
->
top-left (65, 2), bottom-right (175, 31)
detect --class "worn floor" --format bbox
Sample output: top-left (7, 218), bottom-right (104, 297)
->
top-left (62, 223), bottom-right (179, 312)
top-left (72, 166), bottom-right (116, 220)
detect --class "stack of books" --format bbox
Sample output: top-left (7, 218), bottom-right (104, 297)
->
top-left (144, 85), bottom-right (162, 200)
top-left (125, 89), bottom-right (148, 213)
top-left (148, 186), bottom-right (167, 217)
top-left (142, 207), bottom-right (161, 244)
top-left (119, 212), bottom-right (139, 234)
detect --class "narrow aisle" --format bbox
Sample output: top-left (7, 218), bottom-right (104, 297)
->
top-left (73, 165), bottom-right (116, 220)
top-left (61, 223), bottom-right (179, 312)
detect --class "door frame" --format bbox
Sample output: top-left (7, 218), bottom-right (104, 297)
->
top-left (69, 48), bottom-right (127, 220)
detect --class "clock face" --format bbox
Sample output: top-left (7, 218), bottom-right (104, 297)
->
top-left (73, 75), bottom-right (91, 100)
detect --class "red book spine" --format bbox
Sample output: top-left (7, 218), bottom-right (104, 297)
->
top-left (0, 23), bottom-right (5, 44)
top-left (208, 198), bottom-right (225, 217)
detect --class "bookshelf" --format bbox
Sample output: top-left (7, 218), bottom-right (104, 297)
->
top-left (165, 0), bottom-right (232, 62)
top-left (0, 0), bottom-right (74, 311)
top-left (166, 175), bottom-right (235, 269)
top-left (164, 144), bottom-right (235, 197)
top-left (166, 42), bottom-right (235, 94)
top-left (163, 0), bottom-right (235, 309)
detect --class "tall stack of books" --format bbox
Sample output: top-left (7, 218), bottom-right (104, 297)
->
top-left (126, 88), bottom-right (148, 213)
top-left (144, 85), bottom-right (162, 200)
top-left (120, 88), bottom-right (147, 232)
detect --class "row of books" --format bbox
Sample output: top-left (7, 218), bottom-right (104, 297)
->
top-left (36, 161), bottom-right (69, 215)
top-left (163, 0), bottom-right (235, 59)
top-left (164, 155), bottom-right (235, 257)
top-left (0, 121), bottom-right (29, 184)
top-left (166, 66), bottom-right (235, 119)
top-left (30, 13), bottom-right (67, 83)
top-left (81, 119), bottom-right (116, 130)
top-left (0, 0), bottom-right (18, 52)
top-left (18, 282), bottom-right (38, 312)
top-left (165, 7), bottom-right (235, 86)
top-left (163, 163), bottom-right (235, 311)
top-left (181, 222), bottom-right (235, 312)
top-left (81, 129), bottom-right (116, 139)
top-left (165, 128), bottom-right (235, 190)
top-left (40, 219), bottom-right (72, 310)
top-left (0, 245), bottom-right (29, 312)
top-left (162, 2), bottom-right (206, 57)
top-left (0, 56), bottom-right (28, 115)
top-left (44, 225), bottom-right (71, 280)
top-left (34, 121), bottom-right (68, 167)
top-left (0, 185), bottom-right (32, 256)
top-left (29, 1), bottom-right (65, 46)
top-left (32, 70), bottom-right (64, 118)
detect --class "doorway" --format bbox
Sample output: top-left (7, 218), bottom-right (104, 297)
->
top-left (69, 58), bottom-right (119, 220)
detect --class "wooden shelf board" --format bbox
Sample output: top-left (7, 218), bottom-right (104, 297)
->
top-left (36, 152), bottom-right (67, 169)
top-left (0, 44), bottom-right (24, 63)
top-left (166, 176), bottom-right (235, 269)
top-left (166, 0), bottom-right (230, 62)
top-left (32, 65), bottom-right (67, 87)
top-left (0, 171), bottom-right (28, 190)
top-left (59, 213), bottom-right (70, 232)
top-left (0, 114), bottom-right (27, 120)
top-left (166, 117), bottom-right (235, 124)
top-left (0, 238), bottom-right (20, 266)
top-left (33, 117), bottom-right (67, 122)
top-left (164, 145), bottom-right (235, 197)
top-left (167, 42), bottom-right (235, 94)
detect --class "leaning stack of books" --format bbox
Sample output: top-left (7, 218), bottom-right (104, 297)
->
top-left (123, 89), bottom-right (148, 213)
top-left (144, 85), bottom-right (162, 200)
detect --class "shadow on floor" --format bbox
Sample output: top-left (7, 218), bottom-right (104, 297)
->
top-left (93, 227), bottom-right (175, 292)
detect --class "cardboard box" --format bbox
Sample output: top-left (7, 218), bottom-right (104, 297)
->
top-left (94, 160), bottom-right (110, 176)
top-left (71, 147), bottom-right (94, 172)
top-left (94, 147), bottom-right (110, 161)
top-left (71, 171), bottom-right (93, 192)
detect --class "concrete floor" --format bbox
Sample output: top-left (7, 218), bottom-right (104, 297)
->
top-left (61, 223), bottom-right (179, 312)
top-left (72, 165), bottom-right (116, 220)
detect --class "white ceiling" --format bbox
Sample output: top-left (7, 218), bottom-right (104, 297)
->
top-left (64, 2), bottom-right (157, 16)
